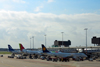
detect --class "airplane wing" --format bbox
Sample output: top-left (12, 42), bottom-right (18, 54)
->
top-left (56, 53), bottom-right (73, 58)
top-left (72, 53), bottom-right (87, 58)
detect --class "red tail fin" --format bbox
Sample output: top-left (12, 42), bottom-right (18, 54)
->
top-left (19, 43), bottom-right (25, 51)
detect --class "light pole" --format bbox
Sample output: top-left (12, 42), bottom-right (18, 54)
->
top-left (30, 37), bottom-right (31, 49)
top-left (61, 32), bottom-right (64, 46)
top-left (32, 36), bottom-right (34, 49)
top-left (84, 28), bottom-right (88, 52)
top-left (44, 34), bottom-right (46, 47)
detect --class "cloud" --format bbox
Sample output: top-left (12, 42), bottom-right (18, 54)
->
top-left (34, 0), bottom-right (54, 12)
top-left (12, 0), bottom-right (26, 3)
top-left (0, 0), bottom-right (26, 3)
top-left (34, 6), bottom-right (43, 12)
top-left (47, 0), bottom-right (54, 3)
top-left (0, 10), bottom-right (100, 48)
top-left (0, 0), bottom-right (9, 2)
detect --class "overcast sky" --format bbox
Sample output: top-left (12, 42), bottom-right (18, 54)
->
top-left (0, 0), bottom-right (100, 48)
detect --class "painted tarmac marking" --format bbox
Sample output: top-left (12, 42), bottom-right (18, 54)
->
top-left (0, 61), bottom-right (14, 67)
top-left (24, 59), bottom-right (76, 67)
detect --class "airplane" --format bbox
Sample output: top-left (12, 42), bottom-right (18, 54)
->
top-left (41, 44), bottom-right (87, 62)
top-left (8, 45), bottom-right (22, 57)
top-left (79, 48), bottom-right (100, 59)
top-left (19, 43), bottom-right (43, 59)
top-left (83, 50), bottom-right (100, 60)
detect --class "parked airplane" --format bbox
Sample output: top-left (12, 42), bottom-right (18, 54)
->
top-left (83, 50), bottom-right (100, 59)
top-left (8, 45), bottom-right (22, 56)
top-left (19, 43), bottom-right (43, 59)
top-left (41, 44), bottom-right (87, 61)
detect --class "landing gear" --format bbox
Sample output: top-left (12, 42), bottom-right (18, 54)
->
top-left (58, 58), bottom-right (69, 62)
top-left (29, 54), bottom-right (33, 59)
top-left (65, 58), bottom-right (69, 62)
top-left (33, 55), bottom-right (38, 59)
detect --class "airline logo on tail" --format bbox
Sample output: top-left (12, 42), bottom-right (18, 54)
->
top-left (43, 47), bottom-right (46, 51)
top-left (19, 43), bottom-right (25, 51)
top-left (41, 44), bottom-right (50, 53)
top-left (8, 45), bottom-right (14, 51)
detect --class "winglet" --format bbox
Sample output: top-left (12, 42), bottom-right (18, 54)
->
top-left (8, 45), bottom-right (14, 51)
top-left (41, 44), bottom-right (50, 53)
top-left (19, 43), bottom-right (25, 51)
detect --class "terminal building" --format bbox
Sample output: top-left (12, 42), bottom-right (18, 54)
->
top-left (52, 40), bottom-right (71, 47)
top-left (91, 36), bottom-right (100, 46)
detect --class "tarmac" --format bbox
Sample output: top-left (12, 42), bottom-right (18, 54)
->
top-left (0, 54), bottom-right (100, 67)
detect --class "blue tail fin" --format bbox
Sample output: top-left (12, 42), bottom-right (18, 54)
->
top-left (8, 45), bottom-right (14, 51)
top-left (41, 44), bottom-right (50, 53)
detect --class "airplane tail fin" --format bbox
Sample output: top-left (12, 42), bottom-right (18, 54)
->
top-left (8, 45), bottom-right (14, 51)
top-left (19, 43), bottom-right (25, 51)
top-left (41, 44), bottom-right (50, 53)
